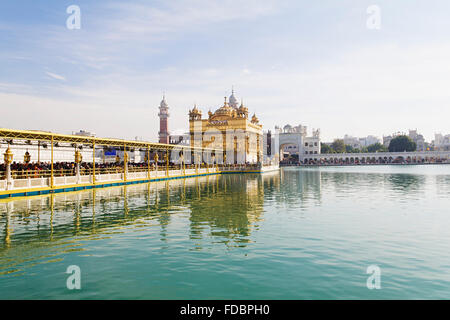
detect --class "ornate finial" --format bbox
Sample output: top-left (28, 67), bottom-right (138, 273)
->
top-left (4, 145), bottom-right (13, 165)
top-left (251, 112), bottom-right (259, 124)
top-left (232, 85), bottom-right (234, 94)
top-left (24, 149), bottom-right (31, 164)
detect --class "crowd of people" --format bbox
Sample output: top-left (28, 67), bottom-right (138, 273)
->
top-left (0, 161), bottom-right (166, 172)
top-left (0, 160), bottom-right (212, 178)
top-left (1, 159), bottom-right (262, 179)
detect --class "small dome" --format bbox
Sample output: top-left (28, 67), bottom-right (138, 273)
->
top-left (251, 113), bottom-right (259, 124)
top-left (229, 89), bottom-right (238, 108)
top-left (160, 95), bottom-right (168, 108)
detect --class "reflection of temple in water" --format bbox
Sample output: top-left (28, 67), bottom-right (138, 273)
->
top-left (0, 172), bottom-right (281, 261)
top-left (276, 168), bottom-right (322, 206)
top-left (188, 174), bottom-right (267, 248)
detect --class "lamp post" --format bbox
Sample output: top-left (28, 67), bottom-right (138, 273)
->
top-left (196, 154), bottom-right (200, 174)
top-left (37, 141), bottom-right (40, 164)
top-left (165, 150), bottom-right (169, 177)
top-left (4, 146), bottom-right (13, 190)
top-left (74, 149), bottom-right (82, 184)
top-left (180, 152), bottom-right (185, 175)
top-left (123, 150), bottom-right (128, 181)
top-left (147, 147), bottom-right (151, 180)
top-left (24, 150), bottom-right (31, 164)
top-left (154, 153), bottom-right (159, 175)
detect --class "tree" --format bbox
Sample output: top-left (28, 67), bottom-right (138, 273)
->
top-left (321, 143), bottom-right (334, 154)
top-left (345, 145), bottom-right (360, 153)
top-left (331, 139), bottom-right (346, 153)
top-left (388, 135), bottom-right (417, 152)
top-left (367, 142), bottom-right (388, 153)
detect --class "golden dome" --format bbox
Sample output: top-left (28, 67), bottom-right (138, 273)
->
top-left (237, 99), bottom-right (248, 118)
top-left (251, 113), bottom-right (259, 124)
top-left (189, 104), bottom-right (202, 120)
top-left (214, 97), bottom-right (234, 115)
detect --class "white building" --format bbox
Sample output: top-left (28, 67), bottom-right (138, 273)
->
top-left (343, 135), bottom-right (381, 149)
top-left (169, 132), bottom-right (190, 146)
top-left (408, 129), bottom-right (425, 151)
top-left (72, 130), bottom-right (96, 137)
top-left (383, 131), bottom-right (405, 147)
top-left (359, 135), bottom-right (381, 147)
top-left (275, 124), bottom-right (320, 159)
top-left (434, 133), bottom-right (450, 151)
top-left (343, 135), bottom-right (361, 149)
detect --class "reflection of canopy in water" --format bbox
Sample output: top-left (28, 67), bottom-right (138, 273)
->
top-left (188, 174), bottom-right (268, 247)
top-left (0, 172), bottom-right (281, 256)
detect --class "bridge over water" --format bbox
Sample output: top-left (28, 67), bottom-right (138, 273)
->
top-left (0, 128), bottom-right (278, 199)
top-left (299, 151), bottom-right (450, 165)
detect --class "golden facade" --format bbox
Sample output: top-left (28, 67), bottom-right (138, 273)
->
top-left (189, 91), bottom-right (263, 164)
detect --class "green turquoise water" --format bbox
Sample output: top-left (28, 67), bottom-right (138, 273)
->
top-left (1, 165), bottom-right (450, 299)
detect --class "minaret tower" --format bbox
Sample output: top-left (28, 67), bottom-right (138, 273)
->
top-left (158, 94), bottom-right (170, 144)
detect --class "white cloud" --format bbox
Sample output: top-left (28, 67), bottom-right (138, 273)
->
top-left (45, 72), bottom-right (66, 81)
top-left (104, 0), bottom-right (281, 40)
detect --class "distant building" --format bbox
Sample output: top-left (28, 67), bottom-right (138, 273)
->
top-left (434, 133), bottom-right (450, 151)
top-left (158, 95), bottom-right (170, 144)
top-left (359, 135), bottom-right (381, 147)
top-left (275, 124), bottom-right (320, 159)
top-left (383, 131), bottom-right (405, 147)
top-left (343, 135), bottom-right (361, 149)
top-left (408, 129), bottom-right (425, 151)
top-left (342, 135), bottom-right (381, 149)
top-left (73, 130), bottom-right (96, 137)
top-left (382, 130), bottom-right (425, 151)
top-left (264, 130), bottom-right (272, 156)
top-left (169, 132), bottom-right (190, 146)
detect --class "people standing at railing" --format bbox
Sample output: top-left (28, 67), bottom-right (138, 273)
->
top-left (0, 159), bottom-right (269, 179)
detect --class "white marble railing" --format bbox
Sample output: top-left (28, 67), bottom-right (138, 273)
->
top-left (0, 165), bottom-right (284, 193)
top-left (300, 151), bottom-right (450, 161)
top-left (0, 167), bottom-right (219, 192)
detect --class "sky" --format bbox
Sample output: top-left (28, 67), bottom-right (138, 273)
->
top-left (0, 0), bottom-right (449, 142)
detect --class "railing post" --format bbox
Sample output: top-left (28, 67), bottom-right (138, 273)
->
top-left (154, 153), bottom-right (159, 177)
top-left (147, 146), bottom-right (151, 180)
top-left (75, 148), bottom-right (82, 184)
top-left (181, 152), bottom-right (185, 176)
top-left (165, 149), bottom-right (169, 177)
top-left (37, 141), bottom-right (40, 164)
top-left (92, 138), bottom-right (96, 184)
top-left (196, 154), bottom-right (199, 175)
top-left (3, 146), bottom-right (13, 190)
top-left (50, 136), bottom-right (54, 188)
top-left (123, 146), bottom-right (128, 182)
